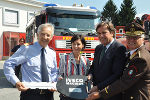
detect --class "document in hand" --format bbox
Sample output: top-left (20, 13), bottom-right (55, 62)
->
top-left (22, 82), bottom-right (57, 89)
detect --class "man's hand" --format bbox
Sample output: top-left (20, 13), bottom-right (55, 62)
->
top-left (86, 92), bottom-right (100, 100)
top-left (48, 88), bottom-right (57, 92)
top-left (87, 74), bottom-right (92, 80)
top-left (88, 86), bottom-right (98, 94)
top-left (16, 82), bottom-right (29, 91)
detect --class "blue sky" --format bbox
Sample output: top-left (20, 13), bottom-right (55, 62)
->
top-left (37, 0), bottom-right (150, 18)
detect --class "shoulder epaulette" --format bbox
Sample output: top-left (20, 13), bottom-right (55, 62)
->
top-left (138, 51), bottom-right (141, 58)
top-left (130, 51), bottom-right (138, 59)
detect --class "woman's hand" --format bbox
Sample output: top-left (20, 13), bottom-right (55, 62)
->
top-left (87, 74), bottom-right (92, 80)
top-left (58, 76), bottom-right (63, 80)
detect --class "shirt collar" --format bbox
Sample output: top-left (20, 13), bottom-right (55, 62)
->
top-left (44, 46), bottom-right (49, 54)
top-left (129, 44), bottom-right (143, 55)
top-left (105, 39), bottom-right (114, 50)
top-left (70, 52), bottom-right (82, 61)
top-left (35, 42), bottom-right (49, 54)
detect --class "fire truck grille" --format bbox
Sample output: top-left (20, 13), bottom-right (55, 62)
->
top-left (59, 53), bottom-right (94, 65)
top-left (55, 40), bottom-right (100, 49)
top-left (55, 40), bottom-right (71, 49)
top-left (86, 40), bottom-right (100, 49)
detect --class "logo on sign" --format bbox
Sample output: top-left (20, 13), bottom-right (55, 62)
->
top-left (66, 78), bottom-right (84, 85)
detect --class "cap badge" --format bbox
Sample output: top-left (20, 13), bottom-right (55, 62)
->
top-left (130, 28), bottom-right (135, 33)
top-left (131, 24), bottom-right (134, 27)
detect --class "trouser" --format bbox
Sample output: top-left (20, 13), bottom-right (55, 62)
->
top-left (20, 89), bottom-right (54, 100)
top-left (15, 64), bottom-right (21, 78)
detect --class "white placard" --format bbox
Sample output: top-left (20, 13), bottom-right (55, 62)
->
top-left (22, 82), bottom-right (57, 89)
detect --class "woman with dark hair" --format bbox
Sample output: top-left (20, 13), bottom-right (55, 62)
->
top-left (11, 38), bottom-right (25, 56)
top-left (58, 34), bottom-right (90, 100)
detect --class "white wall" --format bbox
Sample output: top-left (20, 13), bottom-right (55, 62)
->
top-left (0, 6), bottom-right (3, 60)
top-left (0, 0), bottom-right (46, 60)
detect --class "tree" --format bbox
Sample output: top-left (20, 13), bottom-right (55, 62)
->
top-left (118, 0), bottom-right (136, 26)
top-left (101, 0), bottom-right (119, 26)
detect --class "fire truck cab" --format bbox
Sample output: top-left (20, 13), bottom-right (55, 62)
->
top-left (26, 4), bottom-right (101, 67)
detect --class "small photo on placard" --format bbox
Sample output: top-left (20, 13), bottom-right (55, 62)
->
top-left (69, 88), bottom-right (82, 93)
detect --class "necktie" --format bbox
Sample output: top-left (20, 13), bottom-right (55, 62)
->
top-left (41, 48), bottom-right (49, 82)
top-left (128, 52), bottom-right (131, 58)
top-left (99, 46), bottom-right (106, 63)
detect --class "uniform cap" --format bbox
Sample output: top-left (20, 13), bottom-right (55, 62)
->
top-left (125, 22), bottom-right (145, 36)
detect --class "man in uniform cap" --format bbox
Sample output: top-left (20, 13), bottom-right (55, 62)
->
top-left (86, 22), bottom-right (150, 100)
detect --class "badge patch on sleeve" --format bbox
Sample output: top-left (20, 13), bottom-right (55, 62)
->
top-left (128, 65), bottom-right (138, 76)
top-left (128, 69), bottom-right (134, 75)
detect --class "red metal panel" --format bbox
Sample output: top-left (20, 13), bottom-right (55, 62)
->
top-left (19, 33), bottom-right (26, 40)
top-left (48, 35), bottom-right (98, 51)
top-left (3, 32), bottom-right (10, 56)
top-left (3, 32), bottom-right (26, 57)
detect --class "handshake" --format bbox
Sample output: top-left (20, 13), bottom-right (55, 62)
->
top-left (86, 85), bottom-right (101, 100)
top-left (86, 74), bottom-right (101, 100)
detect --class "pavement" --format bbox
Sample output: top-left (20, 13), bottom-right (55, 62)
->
top-left (0, 60), bottom-right (60, 100)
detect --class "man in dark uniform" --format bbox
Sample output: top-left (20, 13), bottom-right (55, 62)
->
top-left (86, 22), bottom-right (150, 100)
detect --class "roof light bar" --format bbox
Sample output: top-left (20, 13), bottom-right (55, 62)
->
top-left (44, 4), bottom-right (57, 7)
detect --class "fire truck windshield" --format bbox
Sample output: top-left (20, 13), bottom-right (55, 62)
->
top-left (48, 14), bottom-right (99, 36)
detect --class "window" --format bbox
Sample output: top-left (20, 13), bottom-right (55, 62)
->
top-left (119, 29), bottom-right (123, 33)
top-left (3, 8), bottom-right (19, 26)
top-left (27, 12), bottom-right (35, 22)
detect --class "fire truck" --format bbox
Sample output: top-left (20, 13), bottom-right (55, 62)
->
top-left (26, 4), bottom-right (101, 67)
top-left (115, 26), bottom-right (125, 39)
top-left (141, 14), bottom-right (150, 51)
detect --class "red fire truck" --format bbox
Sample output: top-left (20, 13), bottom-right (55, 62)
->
top-left (141, 14), bottom-right (150, 51)
top-left (115, 26), bottom-right (125, 39)
top-left (26, 4), bottom-right (101, 67)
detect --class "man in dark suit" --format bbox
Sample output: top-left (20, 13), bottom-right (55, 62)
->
top-left (86, 22), bottom-right (150, 100)
top-left (88, 21), bottom-right (127, 100)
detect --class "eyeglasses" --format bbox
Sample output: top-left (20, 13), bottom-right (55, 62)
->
top-left (126, 36), bottom-right (141, 40)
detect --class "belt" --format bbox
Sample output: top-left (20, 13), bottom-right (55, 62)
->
top-left (21, 89), bottom-right (53, 95)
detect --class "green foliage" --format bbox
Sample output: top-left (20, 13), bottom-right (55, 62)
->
top-left (101, 0), bottom-right (136, 26)
top-left (119, 0), bottom-right (136, 26)
top-left (101, 0), bottom-right (119, 26)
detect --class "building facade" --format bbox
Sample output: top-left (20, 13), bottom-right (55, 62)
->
top-left (0, 0), bottom-right (46, 60)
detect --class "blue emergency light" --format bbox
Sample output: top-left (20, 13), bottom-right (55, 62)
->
top-left (89, 6), bottom-right (97, 10)
top-left (44, 4), bottom-right (57, 7)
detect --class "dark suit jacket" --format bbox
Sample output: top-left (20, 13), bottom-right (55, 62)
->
top-left (100, 45), bottom-right (150, 100)
top-left (89, 40), bottom-right (127, 100)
